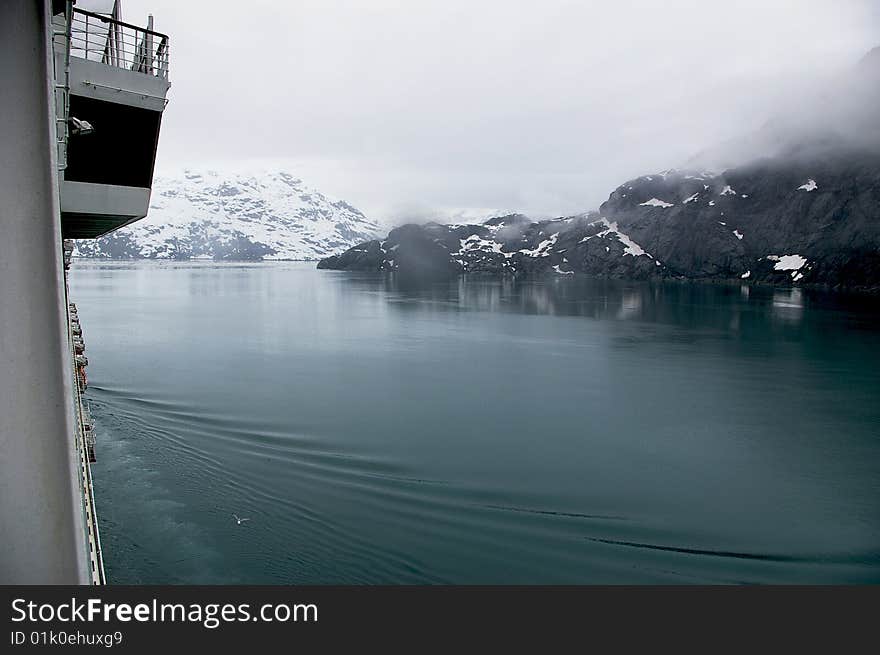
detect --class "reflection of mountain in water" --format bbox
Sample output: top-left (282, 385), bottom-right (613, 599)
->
top-left (345, 273), bottom-right (880, 334)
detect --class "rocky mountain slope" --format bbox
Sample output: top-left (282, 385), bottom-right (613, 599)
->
top-left (74, 169), bottom-right (380, 260)
top-left (319, 48), bottom-right (880, 292)
top-left (319, 156), bottom-right (880, 291)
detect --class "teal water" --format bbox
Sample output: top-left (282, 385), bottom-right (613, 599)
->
top-left (69, 261), bottom-right (880, 584)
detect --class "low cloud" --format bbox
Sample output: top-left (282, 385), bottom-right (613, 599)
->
top-left (127, 0), bottom-right (880, 222)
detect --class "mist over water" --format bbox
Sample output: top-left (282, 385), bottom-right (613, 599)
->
top-left (70, 262), bottom-right (880, 584)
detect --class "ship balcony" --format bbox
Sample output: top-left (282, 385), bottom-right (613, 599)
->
top-left (59, 5), bottom-right (171, 238)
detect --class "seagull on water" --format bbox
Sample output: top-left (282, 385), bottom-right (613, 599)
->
top-left (232, 514), bottom-right (250, 525)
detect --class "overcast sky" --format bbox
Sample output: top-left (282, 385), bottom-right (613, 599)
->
top-left (121, 0), bottom-right (880, 223)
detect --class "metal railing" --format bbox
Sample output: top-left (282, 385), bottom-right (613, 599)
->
top-left (70, 8), bottom-right (169, 80)
top-left (67, 303), bottom-right (106, 585)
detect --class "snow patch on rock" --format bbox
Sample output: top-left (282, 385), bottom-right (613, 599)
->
top-left (580, 218), bottom-right (652, 258)
top-left (769, 254), bottom-right (807, 271)
top-left (520, 233), bottom-right (559, 258)
top-left (798, 179), bottom-right (818, 192)
top-left (639, 198), bottom-right (674, 208)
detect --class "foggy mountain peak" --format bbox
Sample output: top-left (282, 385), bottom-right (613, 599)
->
top-left (857, 45), bottom-right (880, 74)
top-left (686, 45), bottom-right (880, 173)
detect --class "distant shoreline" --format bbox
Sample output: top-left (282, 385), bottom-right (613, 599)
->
top-left (71, 256), bottom-right (319, 263)
top-left (70, 257), bottom-right (880, 295)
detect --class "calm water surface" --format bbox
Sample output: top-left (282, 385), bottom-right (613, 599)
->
top-left (69, 261), bottom-right (880, 583)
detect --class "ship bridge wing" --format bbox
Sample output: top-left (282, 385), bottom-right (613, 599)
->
top-left (55, 0), bottom-right (171, 238)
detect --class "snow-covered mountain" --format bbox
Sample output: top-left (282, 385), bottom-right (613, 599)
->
top-left (320, 159), bottom-right (880, 292)
top-left (74, 168), bottom-right (381, 260)
top-left (321, 46), bottom-right (880, 293)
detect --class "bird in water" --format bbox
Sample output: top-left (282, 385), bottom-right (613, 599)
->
top-left (232, 514), bottom-right (250, 525)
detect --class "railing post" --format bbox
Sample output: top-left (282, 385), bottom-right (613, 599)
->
top-left (146, 14), bottom-right (153, 75)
